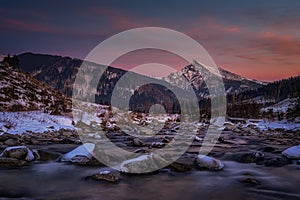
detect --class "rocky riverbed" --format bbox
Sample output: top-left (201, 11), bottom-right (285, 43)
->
top-left (0, 123), bottom-right (300, 199)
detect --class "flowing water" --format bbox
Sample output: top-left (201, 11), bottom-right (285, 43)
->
top-left (0, 161), bottom-right (300, 200)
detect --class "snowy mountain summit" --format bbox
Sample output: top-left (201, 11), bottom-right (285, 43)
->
top-left (163, 61), bottom-right (263, 97)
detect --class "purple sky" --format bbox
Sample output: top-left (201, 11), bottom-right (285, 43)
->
top-left (1, 0), bottom-right (300, 81)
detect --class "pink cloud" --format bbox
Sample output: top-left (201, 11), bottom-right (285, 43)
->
top-left (259, 31), bottom-right (300, 56)
top-left (87, 7), bottom-right (159, 30)
top-left (2, 18), bottom-right (61, 34)
top-left (184, 16), bottom-right (241, 39)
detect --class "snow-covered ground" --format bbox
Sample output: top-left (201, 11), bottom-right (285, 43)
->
top-left (1, 107), bottom-right (299, 136)
top-left (0, 111), bottom-right (74, 134)
top-left (261, 98), bottom-right (296, 113)
top-left (254, 120), bottom-right (300, 131)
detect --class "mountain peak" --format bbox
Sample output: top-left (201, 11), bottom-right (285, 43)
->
top-left (163, 62), bottom-right (264, 96)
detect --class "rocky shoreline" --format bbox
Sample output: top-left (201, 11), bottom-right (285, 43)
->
top-left (1, 122), bottom-right (299, 174)
top-left (0, 123), bottom-right (300, 200)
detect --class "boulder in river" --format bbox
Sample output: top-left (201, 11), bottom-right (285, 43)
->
top-left (0, 146), bottom-right (35, 161)
top-left (222, 151), bottom-right (264, 163)
top-left (61, 143), bottom-right (95, 164)
top-left (241, 177), bottom-right (261, 186)
top-left (194, 155), bottom-right (224, 171)
top-left (264, 157), bottom-right (292, 167)
top-left (282, 145), bottom-right (300, 159)
top-left (120, 154), bottom-right (167, 174)
top-left (129, 138), bottom-right (145, 147)
top-left (169, 155), bottom-right (195, 172)
top-left (86, 170), bottom-right (119, 183)
top-left (0, 157), bottom-right (27, 167)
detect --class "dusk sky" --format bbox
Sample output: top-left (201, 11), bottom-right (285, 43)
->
top-left (1, 0), bottom-right (300, 81)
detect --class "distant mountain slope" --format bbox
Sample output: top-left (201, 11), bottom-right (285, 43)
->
top-left (0, 61), bottom-right (70, 112)
top-left (228, 75), bottom-right (300, 104)
top-left (225, 75), bottom-right (300, 118)
top-left (18, 53), bottom-right (264, 101)
top-left (17, 53), bottom-right (191, 112)
top-left (15, 52), bottom-right (300, 119)
top-left (163, 61), bottom-right (264, 97)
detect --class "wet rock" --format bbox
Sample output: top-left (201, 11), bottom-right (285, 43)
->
top-left (133, 149), bottom-right (150, 154)
top-left (162, 136), bottom-right (172, 143)
top-left (130, 138), bottom-right (145, 147)
top-left (224, 122), bottom-right (236, 131)
top-left (120, 154), bottom-right (167, 174)
top-left (264, 157), bottom-right (292, 167)
top-left (86, 170), bottom-right (119, 183)
top-left (194, 155), bottom-right (224, 171)
top-left (83, 157), bottom-right (104, 166)
top-left (194, 136), bottom-right (203, 142)
top-left (282, 145), bottom-right (300, 159)
top-left (59, 138), bottom-right (77, 144)
top-left (240, 127), bottom-right (258, 135)
top-left (61, 143), bottom-right (95, 164)
top-left (4, 138), bottom-right (21, 146)
top-left (223, 151), bottom-right (264, 163)
top-left (169, 156), bottom-right (195, 172)
top-left (0, 133), bottom-right (15, 142)
top-left (254, 151), bottom-right (265, 162)
top-left (218, 137), bottom-right (225, 143)
top-left (241, 177), bottom-right (261, 185)
top-left (0, 157), bottom-right (27, 167)
top-left (37, 150), bottom-right (61, 161)
top-left (150, 142), bottom-right (165, 148)
top-left (0, 146), bottom-right (35, 161)
top-left (62, 131), bottom-right (74, 138)
top-left (28, 138), bottom-right (45, 145)
top-left (261, 146), bottom-right (275, 152)
top-left (68, 155), bottom-right (91, 164)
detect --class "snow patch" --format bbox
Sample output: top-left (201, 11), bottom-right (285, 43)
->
top-left (61, 143), bottom-right (95, 162)
top-left (0, 111), bottom-right (74, 134)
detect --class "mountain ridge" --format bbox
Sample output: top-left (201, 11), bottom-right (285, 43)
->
top-left (17, 52), bottom-right (264, 99)
top-left (0, 59), bottom-right (71, 113)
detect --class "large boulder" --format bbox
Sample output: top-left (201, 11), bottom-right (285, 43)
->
top-left (194, 155), bottom-right (224, 171)
top-left (61, 143), bottom-right (95, 164)
top-left (0, 146), bottom-right (35, 161)
top-left (120, 154), bottom-right (167, 174)
top-left (0, 157), bottom-right (27, 167)
top-left (282, 145), bottom-right (300, 159)
top-left (169, 156), bottom-right (195, 172)
top-left (222, 151), bottom-right (264, 163)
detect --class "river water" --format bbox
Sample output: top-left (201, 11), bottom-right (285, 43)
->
top-left (0, 161), bottom-right (300, 200)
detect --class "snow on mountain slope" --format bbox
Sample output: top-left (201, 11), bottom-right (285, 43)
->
top-left (261, 98), bottom-right (297, 113)
top-left (163, 61), bottom-right (264, 97)
top-left (0, 63), bottom-right (70, 112)
top-left (0, 111), bottom-right (74, 135)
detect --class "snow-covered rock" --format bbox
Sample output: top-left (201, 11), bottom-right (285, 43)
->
top-left (0, 146), bottom-right (35, 161)
top-left (86, 170), bottom-right (120, 183)
top-left (194, 135), bottom-right (203, 142)
top-left (282, 146), bottom-right (300, 159)
top-left (120, 154), bottom-right (166, 174)
top-left (61, 143), bottom-right (95, 163)
top-left (150, 142), bottom-right (165, 148)
top-left (194, 155), bottom-right (224, 171)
